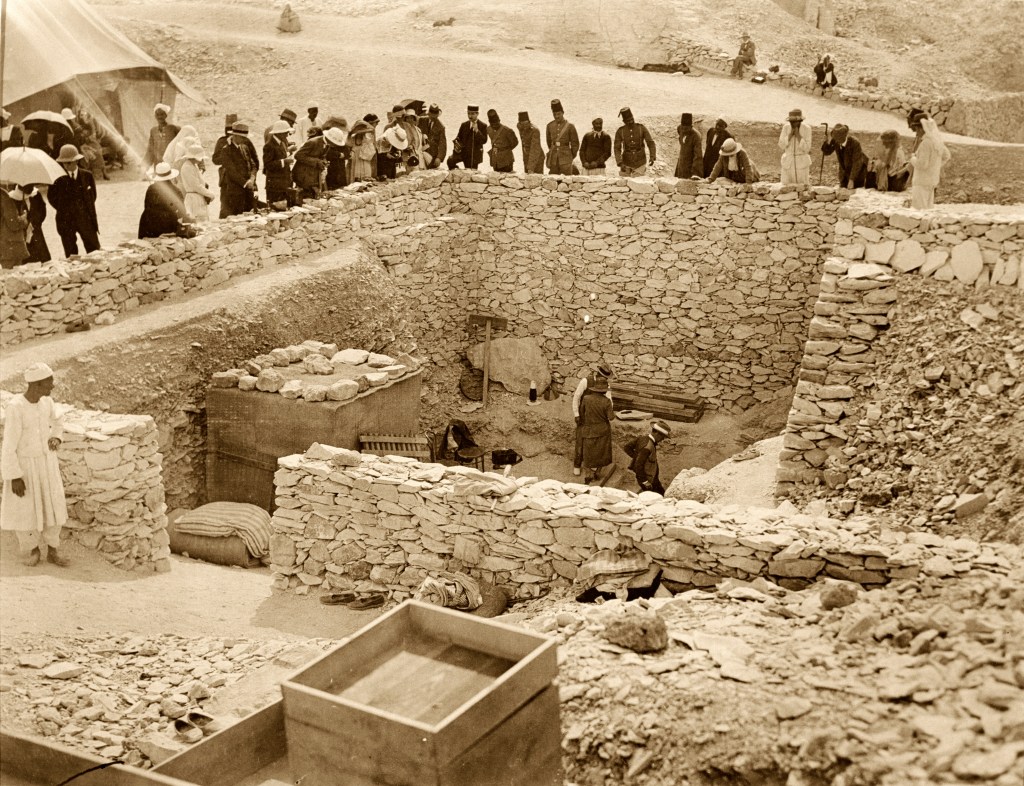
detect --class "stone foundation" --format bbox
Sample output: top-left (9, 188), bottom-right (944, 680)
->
top-left (0, 393), bottom-right (169, 571)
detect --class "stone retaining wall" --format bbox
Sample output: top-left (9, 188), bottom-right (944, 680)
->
top-left (269, 445), bottom-right (1007, 598)
top-left (0, 392), bottom-right (168, 572)
top-left (777, 194), bottom-right (1024, 516)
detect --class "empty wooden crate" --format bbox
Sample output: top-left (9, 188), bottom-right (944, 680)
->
top-left (280, 600), bottom-right (562, 786)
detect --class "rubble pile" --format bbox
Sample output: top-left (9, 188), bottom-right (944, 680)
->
top-left (0, 393), bottom-right (168, 572)
top-left (0, 634), bottom-right (330, 767)
top-left (269, 449), bottom-right (1015, 600)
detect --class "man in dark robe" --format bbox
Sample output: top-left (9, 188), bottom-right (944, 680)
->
top-left (143, 104), bottom-right (180, 170)
top-left (485, 110), bottom-right (518, 173)
top-left (545, 99), bottom-right (579, 175)
top-left (418, 104), bottom-right (447, 170)
top-left (820, 124), bottom-right (868, 189)
top-left (579, 118), bottom-right (611, 175)
top-left (578, 375), bottom-right (614, 485)
top-left (138, 163), bottom-right (189, 239)
top-left (212, 122), bottom-right (258, 218)
top-left (517, 111), bottom-right (545, 174)
top-left (447, 105), bottom-right (487, 170)
top-left (674, 113), bottom-right (703, 178)
top-left (47, 145), bottom-right (100, 257)
top-left (703, 118), bottom-right (733, 177)
top-left (614, 107), bottom-right (656, 176)
top-left (628, 421), bottom-right (671, 494)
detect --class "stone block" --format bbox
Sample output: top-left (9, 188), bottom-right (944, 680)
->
top-left (950, 241), bottom-right (984, 284)
top-left (768, 558), bottom-right (824, 578)
top-left (891, 239), bottom-right (926, 272)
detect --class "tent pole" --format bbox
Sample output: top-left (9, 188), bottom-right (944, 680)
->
top-left (0, 0), bottom-right (7, 111)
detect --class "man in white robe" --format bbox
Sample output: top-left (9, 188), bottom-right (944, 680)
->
top-left (908, 113), bottom-right (951, 210)
top-left (1, 363), bottom-right (70, 566)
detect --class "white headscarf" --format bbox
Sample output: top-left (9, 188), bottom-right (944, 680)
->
top-left (163, 125), bottom-right (201, 166)
top-left (920, 117), bottom-right (948, 159)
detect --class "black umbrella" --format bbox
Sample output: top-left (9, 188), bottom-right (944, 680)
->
top-left (399, 99), bottom-right (426, 116)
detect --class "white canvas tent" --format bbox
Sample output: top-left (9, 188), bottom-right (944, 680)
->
top-left (0, 0), bottom-right (205, 161)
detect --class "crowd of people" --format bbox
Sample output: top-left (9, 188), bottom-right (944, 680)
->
top-left (1, 94), bottom-right (951, 267)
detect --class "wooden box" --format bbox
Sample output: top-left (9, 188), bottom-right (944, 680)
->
top-left (280, 600), bottom-right (563, 786)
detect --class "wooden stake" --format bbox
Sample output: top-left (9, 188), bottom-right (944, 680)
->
top-left (482, 317), bottom-right (492, 408)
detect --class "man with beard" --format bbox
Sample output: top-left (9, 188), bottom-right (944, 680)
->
top-left (703, 118), bottom-right (732, 178)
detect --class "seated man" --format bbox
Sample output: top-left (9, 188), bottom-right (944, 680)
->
top-left (731, 33), bottom-right (756, 78)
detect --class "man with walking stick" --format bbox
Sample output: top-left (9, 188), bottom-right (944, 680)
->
top-left (818, 122), bottom-right (829, 185)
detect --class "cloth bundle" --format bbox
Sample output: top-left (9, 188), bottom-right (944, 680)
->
top-left (415, 570), bottom-right (484, 611)
top-left (575, 544), bottom-right (652, 594)
top-left (450, 474), bottom-right (518, 498)
top-left (173, 502), bottom-right (273, 559)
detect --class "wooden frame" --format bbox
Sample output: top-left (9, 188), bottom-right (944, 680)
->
top-left (358, 433), bottom-right (432, 461)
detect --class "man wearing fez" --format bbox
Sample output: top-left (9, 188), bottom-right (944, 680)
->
top-left (1, 363), bottom-right (70, 567)
top-left (517, 111), bottom-right (545, 174)
top-left (485, 109), bottom-right (518, 173)
top-left (419, 104), bottom-right (447, 170)
top-left (614, 107), bottom-right (656, 177)
top-left (703, 118), bottom-right (733, 178)
top-left (674, 113), bottom-right (703, 179)
top-left (545, 99), bottom-right (579, 175)
top-left (447, 105), bottom-right (488, 170)
top-left (579, 118), bottom-right (611, 175)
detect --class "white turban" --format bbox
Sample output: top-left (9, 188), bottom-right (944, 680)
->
top-left (154, 103), bottom-right (172, 115)
top-left (24, 363), bottom-right (55, 383)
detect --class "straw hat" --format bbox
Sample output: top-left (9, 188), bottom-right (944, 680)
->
top-left (147, 161), bottom-right (179, 181)
top-left (383, 125), bottom-right (409, 150)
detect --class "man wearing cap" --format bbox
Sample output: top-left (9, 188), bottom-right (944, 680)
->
top-left (614, 108), bottom-right (656, 177)
top-left (703, 119), bottom-right (733, 178)
top-left (485, 110), bottom-right (518, 173)
top-left (517, 111), bottom-right (545, 174)
top-left (779, 109), bottom-right (812, 186)
top-left (572, 364), bottom-right (613, 476)
top-left (578, 374), bottom-right (615, 485)
top-left (674, 113), bottom-right (703, 178)
top-left (545, 100), bottom-right (579, 176)
top-left (263, 120), bottom-right (296, 206)
top-left (296, 102), bottom-right (321, 145)
top-left (447, 106), bottom-right (488, 170)
top-left (579, 118), bottom-right (611, 176)
top-left (144, 104), bottom-right (180, 170)
top-left (820, 124), bottom-right (868, 189)
top-left (731, 33), bottom-right (756, 78)
top-left (419, 104), bottom-right (447, 170)
top-left (1, 363), bottom-right (70, 567)
top-left (47, 145), bottom-right (100, 257)
top-left (264, 109), bottom-right (298, 146)
top-left (628, 422), bottom-right (670, 494)
top-left (212, 122), bottom-right (259, 217)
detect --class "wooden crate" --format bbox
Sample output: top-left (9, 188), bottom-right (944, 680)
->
top-left (1, 731), bottom-right (195, 786)
top-left (280, 600), bottom-right (562, 786)
top-left (359, 433), bottom-right (431, 461)
top-left (610, 380), bottom-right (706, 423)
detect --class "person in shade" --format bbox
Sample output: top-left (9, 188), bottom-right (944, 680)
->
top-left (674, 113), bottom-right (703, 178)
top-left (212, 121), bottom-right (259, 217)
top-left (447, 105), bottom-right (488, 170)
top-left (47, 145), bottom-right (100, 257)
top-left (138, 162), bottom-right (189, 239)
top-left (485, 109), bottom-right (518, 173)
top-left (578, 374), bottom-right (615, 485)
top-left (1, 363), bottom-right (70, 567)
top-left (703, 118), bottom-right (732, 177)
top-left (517, 111), bottom-right (545, 174)
top-left (19, 187), bottom-right (51, 263)
top-left (545, 99), bottom-right (579, 175)
top-left (579, 118), bottom-right (611, 175)
top-left (628, 421), bottom-right (671, 494)
top-left (263, 119), bottom-right (295, 206)
top-left (907, 110), bottom-right (950, 210)
top-left (572, 363), bottom-right (613, 476)
top-left (614, 107), bottom-right (656, 177)
top-left (418, 104), bottom-right (447, 170)
top-left (1, 107), bottom-right (24, 150)
top-left (296, 101), bottom-right (321, 145)
top-left (779, 108), bottom-right (812, 186)
top-left (708, 138), bottom-right (759, 184)
top-left (143, 103), bottom-right (180, 170)
top-left (820, 124), bottom-right (868, 189)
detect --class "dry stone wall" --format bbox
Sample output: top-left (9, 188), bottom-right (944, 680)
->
top-left (777, 194), bottom-right (1024, 528)
top-left (269, 446), bottom-right (1006, 598)
top-left (0, 392), bottom-right (168, 572)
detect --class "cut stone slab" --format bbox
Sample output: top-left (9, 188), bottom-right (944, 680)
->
top-left (953, 492), bottom-right (988, 519)
top-left (42, 661), bottom-right (86, 680)
top-left (466, 336), bottom-right (552, 396)
top-left (950, 241), bottom-right (984, 284)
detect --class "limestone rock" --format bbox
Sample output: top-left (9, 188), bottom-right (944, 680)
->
top-left (302, 353), bottom-right (334, 375)
top-left (256, 368), bottom-right (285, 392)
top-left (279, 380), bottom-right (304, 399)
top-left (820, 582), bottom-right (859, 610)
top-left (950, 241), bottom-right (983, 284)
top-left (602, 607), bottom-right (668, 653)
top-left (466, 336), bottom-right (551, 396)
top-left (775, 697), bottom-right (813, 720)
top-left (327, 380), bottom-right (359, 401)
top-left (42, 661), bottom-right (86, 680)
top-left (366, 353), bottom-right (395, 368)
top-left (331, 348), bottom-right (369, 367)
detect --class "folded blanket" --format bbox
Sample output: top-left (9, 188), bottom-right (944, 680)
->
top-left (415, 571), bottom-right (483, 611)
top-left (174, 502), bottom-right (273, 559)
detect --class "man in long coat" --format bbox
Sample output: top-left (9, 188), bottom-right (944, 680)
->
top-left (578, 375), bottom-right (614, 484)
top-left (447, 106), bottom-right (487, 170)
top-left (1, 363), bottom-right (70, 566)
top-left (47, 145), bottom-right (100, 257)
top-left (579, 118), bottom-right (611, 175)
top-left (674, 113), bottom-right (703, 178)
top-left (212, 122), bottom-right (258, 217)
top-left (703, 119), bottom-right (733, 177)
top-left (572, 363), bottom-right (613, 476)
top-left (628, 421), bottom-right (671, 494)
top-left (418, 104), bottom-right (447, 170)
top-left (779, 108), bottom-right (812, 186)
top-left (485, 110), bottom-right (518, 173)
top-left (820, 124), bottom-right (868, 188)
top-left (517, 111), bottom-right (545, 174)
top-left (545, 99), bottom-right (579, 175)
top-left (614, 107), bottom-right (656, 176)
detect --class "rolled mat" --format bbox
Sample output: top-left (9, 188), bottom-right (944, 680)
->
top-left (168, 520), bottom-right (260, 568)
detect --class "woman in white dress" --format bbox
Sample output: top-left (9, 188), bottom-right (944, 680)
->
top-left (178, 144), bottom-right (215, 221)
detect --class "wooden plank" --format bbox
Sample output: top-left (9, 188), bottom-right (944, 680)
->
top-left (439, 685), bottom-right (563, 786)
top-left (407, 601), bottom-right (556, 664)
top-left (154, 701), bottom-right (287, 786)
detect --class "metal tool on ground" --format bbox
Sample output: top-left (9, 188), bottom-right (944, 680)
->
top-left (466, 314), bottom-right (508, 408)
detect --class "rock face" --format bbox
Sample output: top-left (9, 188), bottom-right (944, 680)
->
top-left (466, 337), bottom-right (551, 396)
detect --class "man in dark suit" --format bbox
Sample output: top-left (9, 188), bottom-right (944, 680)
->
top-left (447, 105), bottom-right (487, 170)
top-left (418, 104), bottom-right (447, 170)
top-left (47, 145), bottom-right (100, 258)
top-left (212, 122), bottom-right (258, 218)
top-left (703, 118), bottom-right (733, 178)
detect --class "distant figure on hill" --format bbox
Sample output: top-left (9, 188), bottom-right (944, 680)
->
top-left (708, 138), bottom-right (759, 184)
top-left (673, 113), bottom-right (703, 179)
top-left (485, 110), bottom-right (518, 173)
top-left (730, 33), bottom-right (756, 78)
top-left (419, 104), bottom-right (447, 170)
top-left (703, 118), bottom-right (732, 177)
top-left (614, 107), bottom-right (655, 177)
top-left (517, 111), bottom-right (545, 174)
top-left (546, 99), bottom-right (579, 175)
top-left (277, 3), bottom-right (301, 33)
top-left (143, 104), bottom-right (180, 170)
top-left (820, 124), bottom-right (868, 188)
top-left (867, 130), bottom-right (909, 192)
top-left (814, 54), bottom-right (838, 94)
top-left (907, 110), bottom-right (950, 209)
top-left (779, 108), bottom-right (812, 185)
top-left (448, 105), bottom-right (487, 171)
top-left (579, 118), bottom-right (611, 175)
